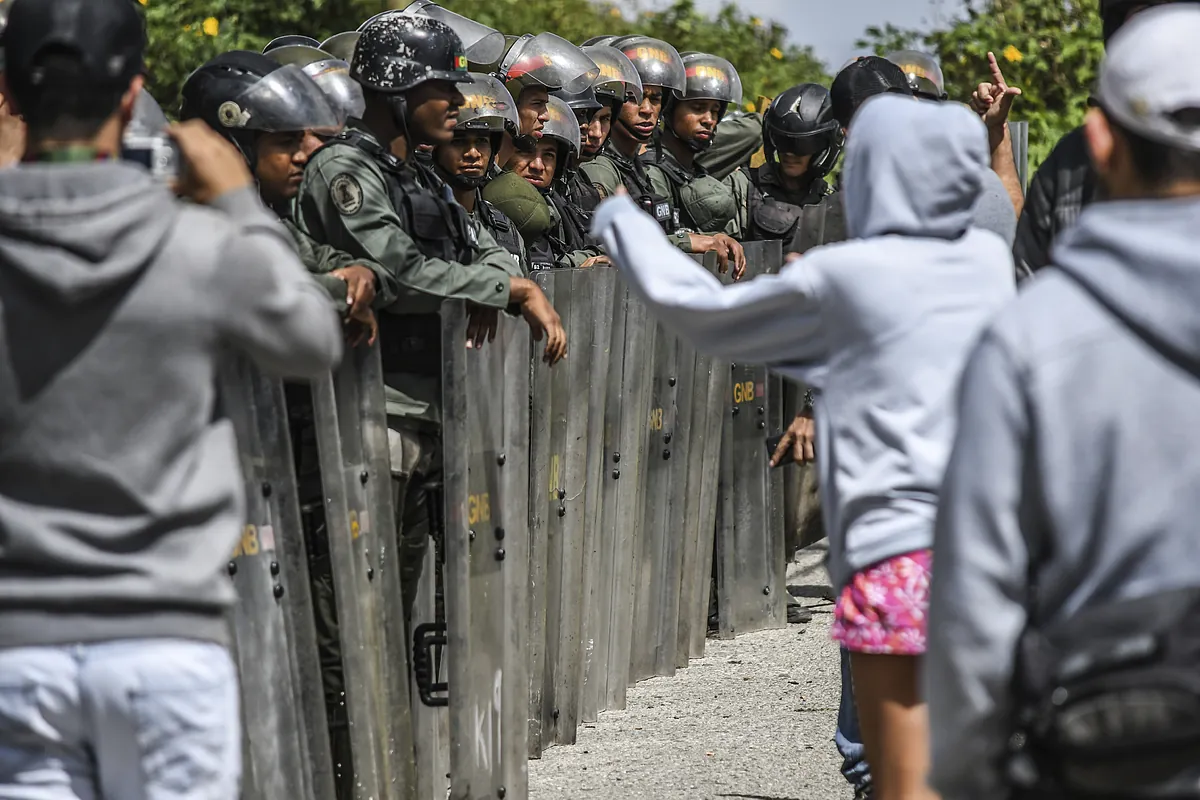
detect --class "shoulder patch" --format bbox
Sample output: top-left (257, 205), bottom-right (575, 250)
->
top-left (330, 173), bottom-right (364, 216)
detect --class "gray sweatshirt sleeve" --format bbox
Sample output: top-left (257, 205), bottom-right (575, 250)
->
top-left (592, 195), bottom-right (827, 368)
top-left (927, 329), bottom-right (1031, 800)
top-left (210, 187), bottom-right (344, 378)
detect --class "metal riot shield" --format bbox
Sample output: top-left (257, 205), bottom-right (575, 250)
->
top-left (528, 268), bottom-right (615, 754)
top-left (441, 301), bottom-right (530, 800)
top-left (410, 539), bottom-right (450, 800)
top-left (675, 253), bottom-right (728, 664)
top-left (218, 357), bottom-right (335, 800)
top-left (632, 315), bottom-right (697, 681)
top-left (583, 281), bottom-right (656, 714)
top-left (310, 343), bottom-right (417, 800)
top-left (715, 240), bottom-right (788, 638)
top-left (1009, 120), bottom-right (1030, 192)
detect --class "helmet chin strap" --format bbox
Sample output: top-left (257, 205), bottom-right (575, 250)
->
top-left (616, 114), bottom-right (653, 143)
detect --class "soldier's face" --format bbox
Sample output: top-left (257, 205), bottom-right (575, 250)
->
top-left (671, 99), bottom-right (721, 146)
top-left (437, 133), bottom-right (493, 180)
top-left (518, 87), bottom-right (551, 139)
top-left (778, 152), bottom-right (814, 179)
top-left (408, 80), bottom-right (466, 146)
top-left (582, 106), bottom-right (612, 160)
top-left (511, 139), bottom-right (558, 190)
top-left (620, 85), bottom-right (664, 140)
top-left (255, 130), bottom-right (324, 204)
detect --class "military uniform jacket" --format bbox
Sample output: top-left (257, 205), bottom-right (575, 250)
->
top-left (295, 124), bottom-right (523, 423)
top-left (282, 216), bottom-right (395, 311)
top-left (643, 145), bottom-right (746, 241)
top-left (579, 140), bottom-right (680, 240)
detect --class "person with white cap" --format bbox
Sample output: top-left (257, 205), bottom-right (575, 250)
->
top-left (927, 6), bottom-right (1200, 799)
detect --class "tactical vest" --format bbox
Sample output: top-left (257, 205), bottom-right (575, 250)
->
top-left (477, 195), bottom-right (524, 269)
top-left (643, 148), bottom-right (738, 234)
top-left (316, 129), bottom-right (476, 378)
top-left (527, 235), bottom-right (557, 271)
top-left (549, 189), bottom-right (591, 253)
top-left (599, 141), bottom-right (678, 234)
top-left (564, 168), bottom-right (602, 215)
top-left (747, 165), bottom-right (830, 242)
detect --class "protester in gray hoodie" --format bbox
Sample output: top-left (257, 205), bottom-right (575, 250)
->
top-left (594, 92), bottom-right (1014, 800)
top-left (0, 0), bottom-right (342, 796)
top-left (928, 7), bottom-right (1200, 798)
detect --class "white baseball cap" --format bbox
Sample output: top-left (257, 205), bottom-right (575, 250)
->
top-left (1096, 3), bottom-right (1200, 150)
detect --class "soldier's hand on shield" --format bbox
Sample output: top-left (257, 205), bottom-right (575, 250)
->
top-left (330, 265), bottom-right (377, 318)
top-left (970, 52), bottom-right (1022, 137)
top-left (510, 278), bottom-right (567, 365)
top-left (344, 306), bottom-right (378, 348)
top-left (167, 120), bottom-right (254, 205)
top-left (770, 411), bottom-right (816, 467)
top-left (579, 255), bottom-right (610, 268)
top-left (690, 233), bottom-right (747, 280)
top-left (466, 306), bottom-right (499, 350)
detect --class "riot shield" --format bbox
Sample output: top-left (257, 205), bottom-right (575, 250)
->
top-left (715, 240), bottom-right (788, 638)
top-left (676, 253), bottom-right (727, 664)
top-left (310, 343), bottom-right (417, 800)
top-left (410, 541), bottom-right (450, 800)
top-left (527, 268), bottom-right (615, 754)
top-left (441, 301), bottom-right (530, 800)
top-left (218, 356), bottom-right (335, 800)
top-left (584, 281), bottom-right (656, 714)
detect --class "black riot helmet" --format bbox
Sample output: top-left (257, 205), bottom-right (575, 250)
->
top-left (263, 35), bottom-right (321, 53)
top-left (884, 50), bottom-right (948, 101)
top-left (180, 50), bottom-right (344, 169)
top-left (763, 83), bottom-right (843, 178)
top-left (351, 13), bottom-right (471, 94)
top-left (552, 85), bottom-right (603, 126)
top-left (359, 0), bottom-right (505, 64)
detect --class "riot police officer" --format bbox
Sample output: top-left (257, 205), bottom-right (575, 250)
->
top-left (747, 83), bottom-right (841, 240)
top-left (432, 72), bottom-right (528, 269)
top-left (292, 13), bottom-right (566, 623)
top-left (509, 95), bottom-right (605, 269)
top-left (553, 45), bottom-right (643, 214)
top-left (263, 41), bottom-right (367, 121)
top-left (643, 51), bottom-right (748, 240)
top-left (582, 35), bottom-right (744, 271)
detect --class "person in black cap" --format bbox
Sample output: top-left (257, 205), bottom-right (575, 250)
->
top-left (0, 0), bottom-right (343, 797)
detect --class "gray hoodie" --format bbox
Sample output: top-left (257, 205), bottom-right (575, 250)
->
top-left (0, 162), bottom-right (342, 649)
top-left (927, 196), bottom-right (1200, 799)
top-left (594, 94), bottom-right (1015, 591)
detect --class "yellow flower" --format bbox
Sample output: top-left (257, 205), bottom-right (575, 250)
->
top-left (137, 0), bottom-right (146, 5)
top-left (769, 47), bottom-right (783, 60)
top-left (751, 16), bottom-right (763, 26)
top-left (183, 23), bottom-right (192, 32)
top-left (1002, 44), bottom-right (1023, 63)
top-left (608, 6), bottom-right (621, 18)
top-left (202, 17), bottom-right (220, 37)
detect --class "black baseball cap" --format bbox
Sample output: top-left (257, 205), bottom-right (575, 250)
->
top-left (1, 0), bottom-right (144, 88)
top-left (830, 55), bottom-right (912, 129)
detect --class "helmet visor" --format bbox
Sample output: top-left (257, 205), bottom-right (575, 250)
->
top-left (320, 31), bottom-right (360, 64)
top-left (681, 53), bottom-right (738, 104)
top-left (583, 45), bottom-right (643, 104)
top-left (885, 50), bottom-right (946, 99)
top-left (615, 37), bottom-right (685, 94)
top-left (504, 32), bottom-right (599, 94)
top-left (457, 72), bottom-right (519, 133)
top-left (770, 128), bottom-right (832, 157)
top-left (404, 1), bottom-right (505, 64)
top-left (228, 65), bottom-right (346, 134)
top-left (542, 94), bottom-right (581, 158)
top-left (303, 59), bottom-right (366, 119)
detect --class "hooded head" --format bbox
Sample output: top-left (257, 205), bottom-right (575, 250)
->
top-left (841, 93), bottom-right (988, 240)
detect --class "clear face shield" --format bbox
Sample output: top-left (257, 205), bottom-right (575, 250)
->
top-left (583, 45), bottom-right (644, 106)
top-left (885, 50), bottom-right (948, 100)
top-left (616, 37), bottom-right (686, 96)
top-left (400, 0), bottom-right (505, 64)
top-left (223, 64), bottom-right (346, 136)
top-left (680, 53), bottom-right (739, 104)
top-left (456, 72), bottom-right (520, 135)
top-left (502, 32), bottom-right (599, 94)
top-left (266, 45), bottom-right (367, 120)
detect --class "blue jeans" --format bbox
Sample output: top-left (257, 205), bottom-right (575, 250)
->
top-left (836, 647), bottom-right (872, 792)
top-left (0, 639), bottom-right (240, 800)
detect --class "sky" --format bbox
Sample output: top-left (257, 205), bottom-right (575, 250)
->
top-left (685, 0), bottom-right (967, 71)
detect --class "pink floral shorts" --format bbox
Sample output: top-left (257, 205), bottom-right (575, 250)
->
top-left (830, 549), bottom-right (933, 656)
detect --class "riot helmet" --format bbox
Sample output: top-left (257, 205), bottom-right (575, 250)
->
top-left (263, 35), bottom-right (321, 53)
top-left (581, 35), bottom-right (618, 47)
top-left (265, 44), bottom-right (365, 119)
top-left (358, 1), bottom-right (504, 64)
top-left (763, 83), bottom-right (843, 179)
top-left (552, 85), bottom-right (603, 124)
top-left (351, 14), bottom-right (471, 93)
top-left (514, 93), bottom-right (579, 192)
top-left (885, 50), bottom-right (948, 101)
top-left (320, 31), bottom-right (358, 63)
top-left (480, 32), bottom-right (599, 95)
top-left (437, 72), bottom-right (516, 189)
top-left (610, 35), bottom-right (686, 96)
top-left (180, 51), bottom-right (344, 168)
top-left (582, 44), bottom-right (644, 109)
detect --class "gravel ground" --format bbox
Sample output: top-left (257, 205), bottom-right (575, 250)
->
top-left (529, 542), bottom-right (850, 800)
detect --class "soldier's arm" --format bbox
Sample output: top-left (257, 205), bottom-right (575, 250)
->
top-left (472, 220), bottom-right (526, 280)
top-left (580, 157), bottom-right (621, 199)
top-left (296, 147), bottom-right (512, 310)
top-left (285, 220), bottom-right (397, 310)
top-left (556, 246), bottom-right (603, 268)
top-left (723, 169), bottom-right (751, 240)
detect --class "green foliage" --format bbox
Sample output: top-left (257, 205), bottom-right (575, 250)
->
top-left (856, 0), bottom-right (1103, 170)
top-left (140, 0), bottom-right (827, 117)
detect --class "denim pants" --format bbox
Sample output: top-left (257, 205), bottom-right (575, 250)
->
top-left (0, 639), bottom-right (240, 800)
top-left (836, 646), bottom-right (872, 792)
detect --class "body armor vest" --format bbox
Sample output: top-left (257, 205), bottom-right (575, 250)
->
top-left (564, 168), bottom-right (602, 215)
top-left (477, 195), bottom-right (524, 269)
top-left (644, 148), bottom-right (738, 234)
top-left (747, 165), bottom-right (829, 241)
top-left (317, 129), bottom-right (475, 378)
top-left (600, 140), bottom-right (678, 234)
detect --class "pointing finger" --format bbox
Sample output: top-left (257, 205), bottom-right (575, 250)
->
top-left (987, 51), bottom-right (1007, 90)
